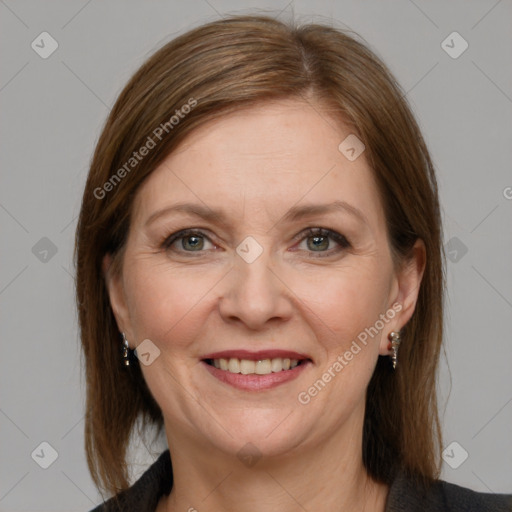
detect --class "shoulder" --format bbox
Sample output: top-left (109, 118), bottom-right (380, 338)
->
top-left (436, 479), bottom-right (512, 512)
top-left (387, 470), bottom-right (512, 512)
top-left (89, 449), bottom-right (173, 512)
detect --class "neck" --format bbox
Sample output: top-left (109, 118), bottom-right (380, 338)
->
top-left (157, 410), bottom-right (389, 512)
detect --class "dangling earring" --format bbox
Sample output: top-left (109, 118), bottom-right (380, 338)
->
top-left (122, 332), bottom-right (130, 366)
top-left (388, 331), bottom-right (401, 370)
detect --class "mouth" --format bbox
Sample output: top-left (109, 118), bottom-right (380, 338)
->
top-left (201, 350), bottom-right (313, 391)
top-left (203, 357), bottom-right (307, 374)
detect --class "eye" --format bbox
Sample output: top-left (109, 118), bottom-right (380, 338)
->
top-left (294, 227), bottom-right (351, 257)
top-left (160, 227), bottom-right (351, 258)
top-left (162, 229), bottom-right (216, 253)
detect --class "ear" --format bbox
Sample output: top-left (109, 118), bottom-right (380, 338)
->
top-left (103, 253), bottom-right (134, 348)
top-left (379, 239), bottom-right (426, 355)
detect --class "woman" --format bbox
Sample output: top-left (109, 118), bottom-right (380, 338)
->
top-left (75, 15), bottom-right (512, 512)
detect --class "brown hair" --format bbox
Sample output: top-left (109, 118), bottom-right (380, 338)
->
top-left (75, 14), bottom-right (445, 499)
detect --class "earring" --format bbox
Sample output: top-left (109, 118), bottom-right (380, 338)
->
top-left (122, 332), bottom-right (130, 366)
top-left (388, 331), bottom-right (401, 370)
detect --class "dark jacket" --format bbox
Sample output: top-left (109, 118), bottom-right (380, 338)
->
top-left (91, 449), bottom-right (512, 511)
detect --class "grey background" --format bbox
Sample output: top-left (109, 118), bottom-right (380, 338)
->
top-left (1, 0), bottom-right (511, 510)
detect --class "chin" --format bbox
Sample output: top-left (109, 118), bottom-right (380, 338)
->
top-left (202, 409), bottom-right (308, 460)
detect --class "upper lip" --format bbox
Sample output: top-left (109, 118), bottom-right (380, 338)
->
top-left (202, 349), bottom-right (312, 361)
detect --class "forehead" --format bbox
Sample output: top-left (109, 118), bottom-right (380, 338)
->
top-left (133, 99), bottom-right (385, 230)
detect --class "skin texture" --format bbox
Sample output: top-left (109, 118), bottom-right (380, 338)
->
top-left (105, 99), bottom-right (425, 512)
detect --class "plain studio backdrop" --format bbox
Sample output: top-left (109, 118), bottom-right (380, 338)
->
top-left (1, 1), bottom-right (511, 511)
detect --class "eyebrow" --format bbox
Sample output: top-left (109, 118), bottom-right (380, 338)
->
top-left (144, 199), bottom-right (369, 228)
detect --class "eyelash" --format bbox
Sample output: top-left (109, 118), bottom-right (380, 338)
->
top-left (160, 227), bottom-right (351, 258)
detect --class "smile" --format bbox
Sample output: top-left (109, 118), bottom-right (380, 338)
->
top-left (206, 357), bottom-right (301, 375)
top-left (201, 350), bottom-right (312, 391)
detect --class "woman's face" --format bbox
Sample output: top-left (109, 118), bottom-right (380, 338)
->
top-left (106, 99), bottom-right (423, 460)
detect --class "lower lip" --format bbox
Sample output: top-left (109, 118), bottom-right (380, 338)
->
top-left (202, 360), bottom-right (311, 391)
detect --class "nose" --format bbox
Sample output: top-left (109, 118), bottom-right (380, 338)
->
top-left (218, 246), bottom-right (293, 330)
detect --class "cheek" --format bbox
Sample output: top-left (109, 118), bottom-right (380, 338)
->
top-left (123, 250), bottom-right (393, 358)
top-left (297, 263), bottom-right (391, 352)
top-left (124, 260), bottom-right (220, 347)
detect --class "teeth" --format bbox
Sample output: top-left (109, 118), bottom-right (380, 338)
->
top-left (255, 359), bottom-right (272, 375)
top-left (240, 359), bottom-right (255, 375)
top-left (228, 358), bottom-right (240, 373)
top-left (271, 358), bottom-right (282, 372)
top-left (210, 357), bottom-right (302, 375)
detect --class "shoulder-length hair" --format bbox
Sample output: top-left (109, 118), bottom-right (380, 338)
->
top-left (75, 14), bottom-right (445, 498)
